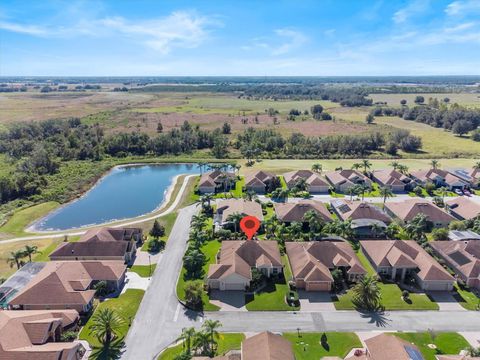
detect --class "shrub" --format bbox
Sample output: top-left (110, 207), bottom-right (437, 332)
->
top-left (432, 228), bottom-right (449, 240)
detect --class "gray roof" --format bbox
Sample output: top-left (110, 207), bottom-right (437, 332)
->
top-left (448, 230), bottom-right (480, 241)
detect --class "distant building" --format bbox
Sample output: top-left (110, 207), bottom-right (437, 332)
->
top-left (325, 170), bottom-right (371, 193)
top-left (411, 169), bottom-right (468, 191)
top-left (385, 199), bottom-right (455, 228)
top-left (283, 170), bottom-right (329, 193)
top-left (198, 170), bottom-right (236, 194)
top-left (244, 170), bottom-right (277, 193)
top-left (215, 199), bottom-right (264, 228)
top-left (274, 200), bottom-right (332, 224)
top-left (371, 169), bottom-right (413, 192)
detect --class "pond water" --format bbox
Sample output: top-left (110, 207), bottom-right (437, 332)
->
top-left (34, 163), bottom-right (198, 231)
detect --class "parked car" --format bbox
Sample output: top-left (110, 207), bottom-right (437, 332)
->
top-left (463, 190), bottom-right (471, 196)
top-left (455, 189), bottom-right (464, 195)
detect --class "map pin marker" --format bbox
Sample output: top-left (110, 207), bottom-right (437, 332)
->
top-left (240, 215), bottom-right (261, 240)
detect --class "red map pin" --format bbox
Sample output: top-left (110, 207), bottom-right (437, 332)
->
top-left (240, 216), bottom-right (261, 240)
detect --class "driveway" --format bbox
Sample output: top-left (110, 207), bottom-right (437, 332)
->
top-left (427, 291), bottom-right (466, 311)
top-left (298, 291), bottom-right (336, 311)
top-left (210, 290), bottom-right (247, 311)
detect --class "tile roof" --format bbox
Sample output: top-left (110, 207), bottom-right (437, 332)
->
top-left (430, 240), bottom-right (480, 279)
top-left (325, 169), bottom-right (369, 187)
top-left (242, 331), bottom-right (295, 360)
top-left (372, 169), bottom-right (412, 187)
top-left (199, 170), bottom-right (235, 187)
top-left (274, 200), bottom-right (332, 223)
top-left (217, 199), bottom-right (264, 223)
top-left (245, 170), bottom-right (275, 187)
top-left (385, 199), bottom-right (455, 223)
top-left (331, 200), bottom-right (391, 223)
top-left (446, 197), bottom-right (480, 220)
top-left (364, 333), bottom-right (425, 360)
top-left (283, 170), bottom-right (328, 187)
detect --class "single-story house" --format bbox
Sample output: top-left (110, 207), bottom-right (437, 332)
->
top-left (286, 241), bottom-right (366, 291)
top-left (207, 240), bottom-right (283, 291)
top-left (215, 199), bottom-right (264, 228)
top-left (371, 169), bottom-right (413, 192)
top-left (325, 170), bottom-right (372, 193)
top-left (411, 168), bottom-right (469, 191)
top-left (50, 227), bottom-right (141, 264)
top-left (446, 197), bottom-right (480, 220)
top-left (345, 333), bottom-right (425, 360)
top-left (198, 170), bottom-right (236, 194)
top-left (446, 167), bottom-right (480, 188)
top-left (274, 200), bottom-right (332, 224)
top-left (330, 200), bottom-right (391, 237)
top-left (384, 199), bottom-right (456, 228)
top-left (244, 170), bottom-right (277, 193)
top-left (361, 240), bottom-right (455, 291)
top-left (283, 170), bottom-right (329, 193)
top-left (8, 261), bottom-right (127, 313)
top-left (241, 331), bottom-right (295, 360)
top-left (0, 309), bottom-right (84, 360)
top-left (448, 230), bottom-right (480, 241)
top-left (430, 240), bottom-right (480, 290)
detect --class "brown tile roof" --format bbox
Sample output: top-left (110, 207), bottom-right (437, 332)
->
top-left (325, 169), bottom-right (370, 187)
top-left (242, 331), bottom-right (295, 360)
top-left (446, 197), bottom-right (480, 220)
top-left (385, 199), bottom-right (456, 223)
top-left (332, 200), bottom-right (391, 223)
top-left (283, 170), bottom-right (328, 187)
top-left (9, 261), bottom-right (126, 308)
top-left (286, 241), bottom-right (366, 283)
top-left (372, 169), bottom-right (412, 187)
top-left (208, 241), bottom-right (282, 281)
top-left (0, 310), bottom-right (81, 359)
top-left (430, 240), bottom-right (480, 279)
top-left (217, 199), bottom-right (264, 223)
top-left (412, 169), bottom-right (468, 187)
top-left (361, 240), bottom-right (454, 282)
top-left (364, 333), bottom-right (424, 360)
top-left (274, 200), bottom-right (333, 223)
top-left (199, 170), bottom-right (235, 187)
top-left (245, 170), bottom-right (275, 187)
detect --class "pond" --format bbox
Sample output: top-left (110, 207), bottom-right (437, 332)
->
top-left (34, 163), bottom-right (198, 231)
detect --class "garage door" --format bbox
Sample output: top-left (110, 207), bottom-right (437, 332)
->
top-left (306, 282), bottom-right (331, 291)
top-left (223, 282), bottom-right (245, 291)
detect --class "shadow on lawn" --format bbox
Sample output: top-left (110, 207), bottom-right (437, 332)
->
top-left (90, 339), bottom-right (125, 360)
top-left (244, 276), bottom-right (284, 305)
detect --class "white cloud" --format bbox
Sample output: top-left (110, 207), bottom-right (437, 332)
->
top-left (445, 0), bottom-right (480, 16)
top-left (393, 0), bottom-right (430, 24)
top-left (444, 22), bottom-right (476, 33)
top-left (0, 21), bottom-right (49, 36)
top-left (272, 28), bottom-right (307, 55)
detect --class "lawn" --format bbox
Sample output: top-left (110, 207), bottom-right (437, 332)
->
top-left (394, 332), bottom-right (470, 360)
top-left (176, 239), bottom-right (221, 311)
top-left (230, 176), bottom-right (245, 198)
top-left (0, 202), bottom-right (59, 238)
top-left (283, 332), bottom-right (362, 360)
top-left (158, 333), bottom-right (245, 360)
top-left (79, 289), bottom-right (145, 359)
top-left (129, 264), bottom-right (157, 278)
top-left (453, 284), bottom-right (480, 311)
top-left (141, 212), bottom-right (178, 251)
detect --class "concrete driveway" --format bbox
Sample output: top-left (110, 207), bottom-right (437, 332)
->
top-left (427, 291), bottom-right (466, 311)
top-left (298, 291), bottom-right (336, 311)
top-left (210, 290), bottom-right (247, 311)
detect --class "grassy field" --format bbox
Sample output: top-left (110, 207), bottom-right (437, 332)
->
top-left (79, 289), bottom-right (145, 359)
top-left (158, 333), bottom-right (245, 360)
top-left (284, 332), bottom-right (362, 360)
top-left (369, 93), bottom-right (480, 107)
top-left (129, 264), bottom-right (157, 277)
top-left (394, 332), bottom-right (469, 360)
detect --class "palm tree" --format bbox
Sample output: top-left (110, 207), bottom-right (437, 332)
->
top-left (183, 250), bottom-right (206, 278)
top-left (7, 250), bottom-right (25, 269)
top-left (193, 330), bottom-right (211, 356)
top-left (177, 327), bottom-right (197, 355)
top-left (197, 162), bottom-right (207, 175)
top-left (351, 163), bottom-right (361, 171)
top-left (390, 161), bottom-right (400, 170)
top-left (361, 159), bottom-right (372, 174)
top-left (474, 162), bottom-right (480, 170)
top-left (202, 319), bottom-right (222, 354)
top-left (337, 220), bottom-right (354, 240)
top-left (303, 210), bottom-right (322, 234)
top-left (430, 159), bottom-right (440, 169)
top-left (89, 308), bottom-right (124, 345)
top-left (199, 194), bottom-right (214, 212)
top-left (264, 216), bottom-right (278, 238)
top-left (288, 222), bottom-right (303, 241)
top-left (311, 163), bottom-right (323, 174)
top-left (23, 245), bottom-right (40, 262)
top-left (271, 188), bottom-right (289, 202)
top-left (352, 276), bottom-right (382, 311)
top-left (226, 212), bottom-right (243, 234)
top-left (438, 186), bottom-right (448, 203)
top-left (243, 190), bottom-right (257, 201)
top-left (379, 186), bottom-right (393, 208)
top-left (397, 164), bottom-right (409, 175)
top-left (370, 222), bottom-right (383, 239)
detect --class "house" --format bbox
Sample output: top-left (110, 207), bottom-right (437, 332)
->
top-left (345, 333), bottom-right (425, 360)
top-left (207, 241), bottom-right (283, 291)
top-left (371, 169), bottom-right (413, 192)
top-left (244, 170), bottom-right (277, 193)
top-left (50, 227), bottom-right (142, 264)
top-left (330, 200), bottom-right (392, 237)
top-left (274, 200), bottom-right (332, 224)
top-left (0, 309), bottom-right (84, 360)
top-left (286, 241), bottom-right (366, 291)
top-left (446, 197), bottom-right (480, 220)
top-left (430, 240), bottom-right (480, 290)
top-left (198, 170), bottom-right (236, 194)
top-left (283, 170), bottom-right (329, 193)
top-left (448, 230), bottom-right (480, 241)
top-left (361, 240), bottom-right (455, 291)
top-left (215, 199), bottom-right (264, 228)
top-left (446, 168), bottom-right (480, 188)
top-left (8, 261), bottom-right (127, 313)
top-left (411, 169), bottom-right (469, 191)
top-left (384, 199), bottom-right (455, 228)
top-left (325, 170), bottom-right (371, 193)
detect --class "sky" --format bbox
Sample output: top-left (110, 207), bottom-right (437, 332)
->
top-left (1, 0), bottom-right (480, 76)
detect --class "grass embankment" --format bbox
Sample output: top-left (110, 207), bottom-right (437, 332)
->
top-left (334, 249), bottom-right (438, 310)
top-left (129, 264), bottom-right (157, 278)
top-left (284, 332), bottom-right (362, 360)
top-left (158, 333), bottom-right (245, 360)
top-left (176, 240), bottom-right (221, 311)
top-left (141, 212), bottom-right (178, 251)
top-left (394, 332), bottom-right (469, 360)
top-left (79, 289), bottom-right (145, 359)
top-left (453, 284), bottom-right (480, 311)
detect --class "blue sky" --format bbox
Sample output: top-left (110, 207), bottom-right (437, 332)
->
top-left (1, 0), bottom-right (480, 76)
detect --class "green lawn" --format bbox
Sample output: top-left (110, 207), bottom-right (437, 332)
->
top-left (79, 289), bottom-right (145, 359)
top-left (284, 332), bottom-right (362, 360)
top-left (158, 333), bottom-right (245, 360)
top-left (176, 240), bottom-right (221, 311)
top-left (394, 332), bottom-right (469, 360)
top-left (141, 212), bottom-right (178, 251)
top-left (231, 177), bottom-right (245, 198)
top-left (129, 264), bottom-right (157, 278)
top-left (0, 202), bottom-right (59, 238)
top-left (453, 284), bottom-right (480, 311)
